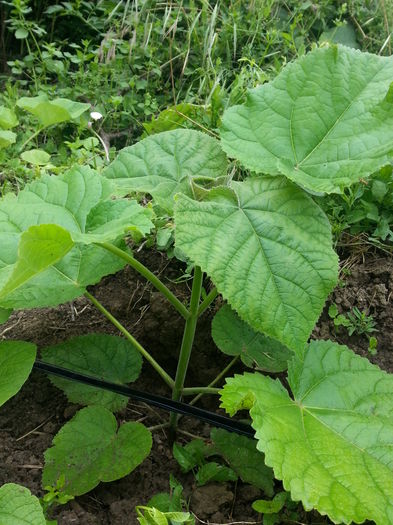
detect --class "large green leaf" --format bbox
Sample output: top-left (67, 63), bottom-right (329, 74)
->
top-left (42, 334), bottom-right (142, 411)
top-left (0, 484), bottom-right (46, 525)
top-left (16, 95), bottom-right (90, 127)
top-left (20, 149), bottom-right (51, 166)
top-left (175, 177), bottom-right (338, 353)
top-left (43, 406), bottom-right (152, 496)
top-left (0, 130), bottom-right (16, 149)
top-left (220, 46), bottom-right (393, 194)
top-left (0, 106), bottom-right (18, 129)
top-left (0, 166), bottom-right (153, 309)
top-left (212, 304), bottom-right (291, 372)
top-left (0, 225), bottom-right (74, 300)
top-left (211, 428), bottom-right (274, 495)
top-left (220, 340), bottom-right (393, 525)
top-left (0, 307), bottom-right (12, 324)
top-left (104, 129), bottom-right (227, 213)
top-left (0, 341), bottom-right (36, 407)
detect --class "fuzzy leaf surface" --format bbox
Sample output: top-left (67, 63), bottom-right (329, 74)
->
top-left (212, 304), bottom-right (291, 372)
top-left (220, 340), bottom-right (393, 525)
top-left (0, 484), bottom-right (46, 525)
top-left (43, 406), bottom-right (152, 496)
top-left (211, 428), bottom-right (274, 495)
top-left (104, 129), bottom-right (227, 212)
top-left (0, 341), bottom-right (36, 407)
top-left (42, 334), bottom-right (142, 411)
top-left (221, 46), bottom-right (393, 194)
top-left (0, 166), bottom-right (153, 308)
top-left (175, 177), bottom-right (338, 353)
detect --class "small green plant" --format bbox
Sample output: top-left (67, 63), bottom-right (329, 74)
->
top-left (329, 303), bottom-right (378, 354)
top-left (1, 45), bottom-right (393, 525)
top-left (40, 475), bottom-right (74, 517)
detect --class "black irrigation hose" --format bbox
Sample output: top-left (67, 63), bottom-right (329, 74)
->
top-left (33, 360), bottom-right (255, 439)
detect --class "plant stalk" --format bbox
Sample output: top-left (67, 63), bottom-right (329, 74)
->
top-left (197, 286), bottom-right (218, 316)
top-left (169, 266), bottom-right (203, 431)
top-left (19, 126), bottom-right (45, 151)
top-left (85, 291), bottom-right (175, 389)
top-left (182, 387), bottom-right (220, 396)
top-left (189, 355), bottom-right (239, 406)
top-left (98, 242), bottom-right (190, 320)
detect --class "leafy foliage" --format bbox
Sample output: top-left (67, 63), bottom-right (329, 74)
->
top-left (195, 462), bottom-right (237, 486)
top-left (221, 45), bottom-right (393, 194)
top-left (175, 177), bottom-right (338, 353)
top-left (211, 428), bottom-right (274, 496)
top-left (0, 483), bottom-right (46, 525)
top-left (104, 129), bottom-right (227, 213)
top-left (0, 341), bottom-right (36, 407)
top-left (136, 506), bottom-right (193, 525)
top-left (0, 165), bottom-right (153, 308)
top-left (221, 340), bottom-right (393, 525)
top-left (16, 95), bottom-right (90, 127)
top-left (42, 334), bottom-right (142, 411)
top-left (212, 304), bottom-right (291, 372)
top-left (43, 406), bottom-right (152, 496)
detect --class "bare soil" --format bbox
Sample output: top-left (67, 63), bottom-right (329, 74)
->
top-left (0, 247), bottom-right (391, 524)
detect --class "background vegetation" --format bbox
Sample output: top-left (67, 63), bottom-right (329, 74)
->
top-left (0, 0), bottom-right (392, 242)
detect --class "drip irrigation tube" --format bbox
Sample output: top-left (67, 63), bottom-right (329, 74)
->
top-left (33, 360), bottom-right (254, 438)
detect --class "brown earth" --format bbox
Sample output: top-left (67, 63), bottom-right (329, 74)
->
top-left (0, 247), bottom-right (391, 524)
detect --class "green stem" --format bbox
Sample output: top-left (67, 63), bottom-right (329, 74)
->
top-left (98, 242), bottom-right (190, 320)
top-left (169, 266), bottom-right (203, 430)
top-left (19, 126), bottom-right (44, 151)
top-left (85, 291), bottom-right (175, 389)
top-left (189, 355), bottom-right (239, 406)
top-left (182, 387), bottom-right (220, 396)
top-left (197, 286), bottom-right (218, 317)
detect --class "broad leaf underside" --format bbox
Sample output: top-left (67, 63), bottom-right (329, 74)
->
top-left (104, 129), bottom-right (228, 212)
top-left (220, 340), bottom-right (393, 525)
top-left (175, 177), bottom-right (338, 353)
top-left (221, 45), bottom-right (393, 194)
top-left (0, 166), bottom-right (153, 309)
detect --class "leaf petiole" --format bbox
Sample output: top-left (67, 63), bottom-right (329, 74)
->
top-left (97, 242), bottom-right (190, 320)
top-left (84, 291), bottom-right (175, 389)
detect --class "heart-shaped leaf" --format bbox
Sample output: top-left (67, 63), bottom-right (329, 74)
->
top-left (220, 340), bottom-right (393, 525)
top-left (0, 484), bottom-right (46, 525)
top-left (212, 304), bottom-right (291, 372)
top-left (0, 166), bottom-right (153, 309)
top-left (104, 129), bottom-right (227, 213)
top-left (42, 334), bottom-right (142, 411)
top-left (175, 177), bottom-right (338, 353)
top-left (43, 406), bottom-right (152, 496)
top-left (221, 45), bottom-right (393, 194)
top-left (0, 341), bottom-right (36, 407)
